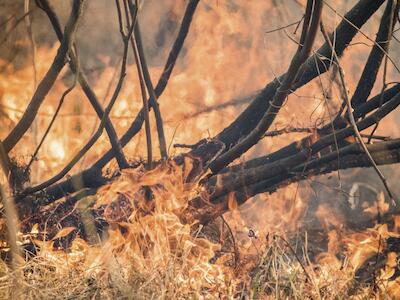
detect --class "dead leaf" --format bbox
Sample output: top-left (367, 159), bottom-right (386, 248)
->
top-left (52, 227), bottom-right (76, 240)
top-left (227, 192), bottom-right (238, 211)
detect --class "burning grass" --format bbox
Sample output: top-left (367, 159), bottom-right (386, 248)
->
top-left (0, 162), bottom-right (400, 299)
top-left (0, 162), bottom-right (234, 299)
top-left (1, 0), bottom-right (400, 298)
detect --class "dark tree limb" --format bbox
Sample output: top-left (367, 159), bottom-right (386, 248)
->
top-left (183, 139), bottom-right (400, 225)
top-left (320, 22), bottom-right (396, 203)
top-left (133, 20), bottom-right (168, 159)
top-left (351, 0), bottom-right (399, 108)
top-left (207, 91), bottom-right (400, 200)
top-left (214, 0), bottom-right (386, 157)
top-left (3, 0), bottom-right (85, 153)
top-left (210, 0), bottom-right (323, 172)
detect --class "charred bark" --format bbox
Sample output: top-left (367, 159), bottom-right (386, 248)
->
top-left (7, 0), bottom-right (400, 232)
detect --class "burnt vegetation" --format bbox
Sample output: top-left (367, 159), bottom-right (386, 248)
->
top-left (1, 0), bottom-right (400, 298)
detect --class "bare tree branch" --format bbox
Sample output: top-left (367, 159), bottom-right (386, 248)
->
top-left (351, 0), bottom-right (399, 109)
top-left (320, 22), bottom-right (396, 204)
top-left (27, 0), bottom-right (199, 203)
top-left (35, 0), bottom-right (130, 169)
top-left (3, 0), bottom-right (85, 153)
top-left (21, 8), bottom-right (136, 195)
top-left (25, 76), bottom-right (77, 174)
top-left (210, 0), bottom-right (323, 172)
top-left (207, 91), bottom-right (400, 201)
top-left (132, 18), bottom-right (168, 159)
top-left (214, 0), bottom-right (386, 161)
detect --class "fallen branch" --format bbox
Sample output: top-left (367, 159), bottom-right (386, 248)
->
top-left (208, 92), bottom-right (400, 201)
top-left (183, 139), bottom-right (400, 224)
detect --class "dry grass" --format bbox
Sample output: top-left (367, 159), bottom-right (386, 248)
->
top-left (0, 226), bottom-right (399, 299)
top-left (0, 165), bottom-right (399, 299)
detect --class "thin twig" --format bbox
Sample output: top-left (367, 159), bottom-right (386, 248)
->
top-left (265, 19), bottom-right (302, 34)
top-left (0, 8), bottom-right (36, 44)
top-left (24, 0), bottom-right (37, 89)
top-left (321, 23), bottom-right (396, 204)
top-left (220, 215), bottom-right (239, 268)
top-left (119, 0), bottom-right (153, 169)
top-left (263, 126), bottom-right (313, 137)
top-left (360, 133), bottom-right (390, 141)
top-left (173, 143), bottom-right (198, 149)
top-left (24, 0), bottom-right (40, 182)
top-left (24, 75), bottom-right (78, 174)
top-left (312, 25), bottom-right (345, 188)
top-left (129, 3), bottom-right (168, 159)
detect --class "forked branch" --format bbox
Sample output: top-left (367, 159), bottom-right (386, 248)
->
top-left (21, 9), bottom-right (136, 195)
top-left (35, 0), bottom-right (129, 169)
top-left (214, 0), bottom-right (386, 156)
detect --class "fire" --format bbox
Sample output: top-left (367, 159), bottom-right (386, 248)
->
top-left (48, 139), bottom-right (66, 160)
top-left (0, 0), bottom-right (399, 298)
